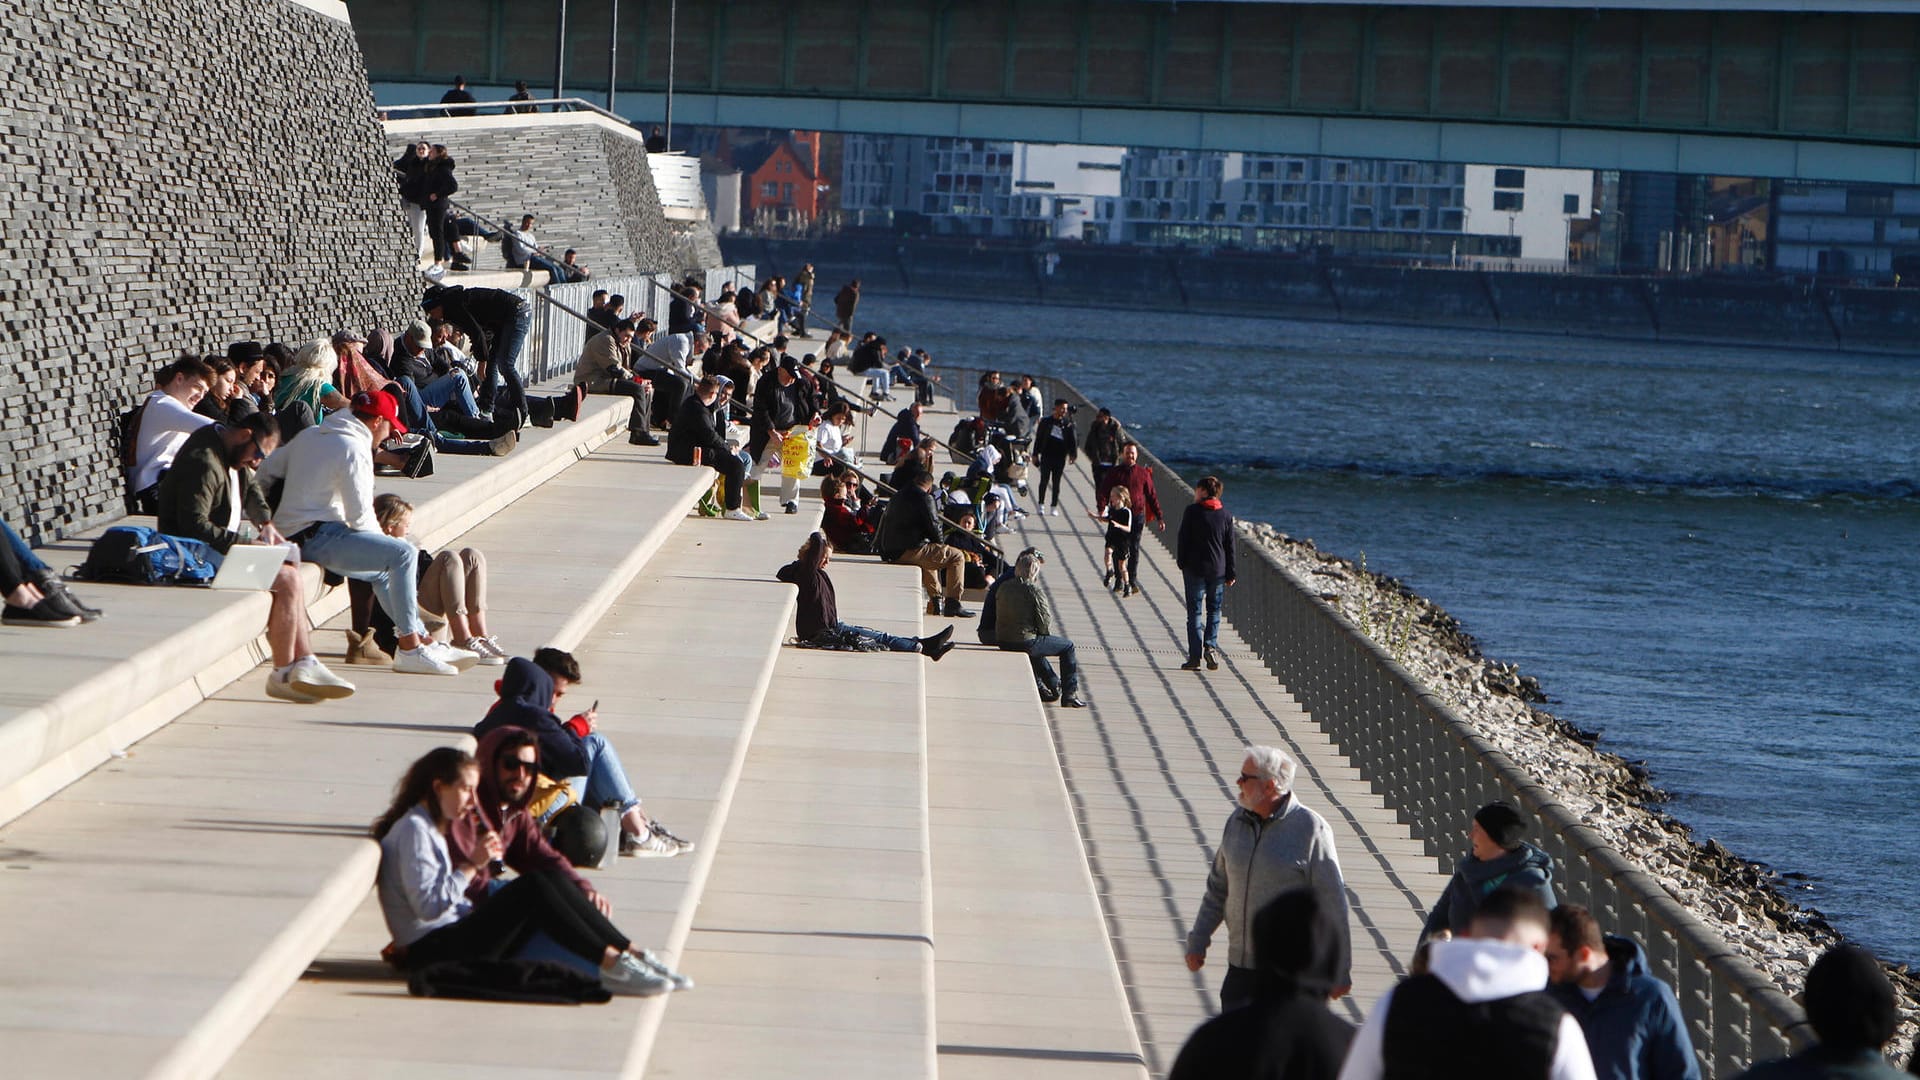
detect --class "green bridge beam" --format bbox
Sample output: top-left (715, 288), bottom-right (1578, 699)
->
top-left (353, 0), bottom-right (1920, 181)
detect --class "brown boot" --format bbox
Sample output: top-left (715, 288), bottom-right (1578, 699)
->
top-left (345, 629), bottom-right (393, 666)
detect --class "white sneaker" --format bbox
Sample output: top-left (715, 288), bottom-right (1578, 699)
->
top-left (601, 953), bottom-right (674, 997)
top-left (724, 508), bottom-right (754, 521)
top-left (393, 646), bottom-right (459, 676)
top-left (636, 949), bottom-right (695, 991)
top-left (288, 658), bottom-right (357, 699)
top-left (620, 830), bottom-right (683, 858)
top-left (460, 636), bottom-right (508, 665)
top-left (266, 669), bottom-right (320, 703)
top-left (753, 508), bottom-right (770, 521)
top-left (428, 640), bottom-right (482, 672)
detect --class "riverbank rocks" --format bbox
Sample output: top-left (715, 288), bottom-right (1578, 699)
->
top-left (1237, 519), bottom-right (1919, 1056)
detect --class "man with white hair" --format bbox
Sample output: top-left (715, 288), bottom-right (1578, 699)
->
top-left (1186, 744), bottom-right (1352, 1011)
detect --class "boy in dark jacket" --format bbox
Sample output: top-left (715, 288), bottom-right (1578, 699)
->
top-left (1547, 905), bottom-right (1699, 1080)
top-left (1176, 475), bottom-right (1237, 671)
top-left (472, 655), bottom-right (691, 858)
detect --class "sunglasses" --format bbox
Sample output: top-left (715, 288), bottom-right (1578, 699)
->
top-left (1236, 773), bottom-right (1265, 784)
top-left (500, 758), bottom-right (537, 775)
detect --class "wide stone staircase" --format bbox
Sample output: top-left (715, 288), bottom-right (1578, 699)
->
top-left (0, 378), bottom-right (1157, 1078)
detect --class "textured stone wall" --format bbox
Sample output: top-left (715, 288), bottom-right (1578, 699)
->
top-left (383, 123), bottom-right (677, 278)
top-left (0, 0), bottom-right (418, 542)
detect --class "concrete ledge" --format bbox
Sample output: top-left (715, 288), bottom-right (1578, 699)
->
top-left (0, 389), bottom-right (625, 829)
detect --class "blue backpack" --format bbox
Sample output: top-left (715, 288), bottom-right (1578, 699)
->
top-left (75, 525), bottom-right (220, 586)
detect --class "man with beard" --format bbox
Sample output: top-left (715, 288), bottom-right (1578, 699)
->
top-left (155, 414), bottom-right (356, 703)
top-left (1186, 744), bottom-right (1352, 1012)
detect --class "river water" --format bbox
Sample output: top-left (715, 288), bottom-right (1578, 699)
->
top-left (855, 293), bottom-right (1920, 964)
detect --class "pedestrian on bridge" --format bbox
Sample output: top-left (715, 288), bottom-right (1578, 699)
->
top-left (1186, 745), bottom-right (1351, 1012)
top-left (1421, 801), bottom-right (1558, 942)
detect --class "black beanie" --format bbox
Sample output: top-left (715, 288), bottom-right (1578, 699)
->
top-left (1805, 945), bottom-right (1897, 1051)
top-left (1474, 801), bottom-right (1527, 850)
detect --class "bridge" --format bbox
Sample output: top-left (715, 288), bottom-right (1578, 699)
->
top-left (354, 0), bottom-right (1920, 182)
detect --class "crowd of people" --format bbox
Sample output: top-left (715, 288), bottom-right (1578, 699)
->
top-left (392, 142), bottom-right (589, 283)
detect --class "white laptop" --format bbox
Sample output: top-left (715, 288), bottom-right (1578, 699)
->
top-left (210, 543), bottom-right (292, 591)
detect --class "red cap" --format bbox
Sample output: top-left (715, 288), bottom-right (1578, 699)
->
top-left (350, 389), bottom-right (408, 436)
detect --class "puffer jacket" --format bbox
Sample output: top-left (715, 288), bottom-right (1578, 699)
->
top-left (1423, 841), bottom-right (1558, 939)
top-left (1186, 796), bottom-right (1351, 982)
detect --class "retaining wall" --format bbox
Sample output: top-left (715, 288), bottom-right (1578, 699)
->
top-left (0, 0), bottom-right (418, 541)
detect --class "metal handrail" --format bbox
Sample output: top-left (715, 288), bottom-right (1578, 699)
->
top-left (379, 96), bottom-right (647, 127)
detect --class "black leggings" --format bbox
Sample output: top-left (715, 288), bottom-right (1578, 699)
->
top-left (426, 200), bottom-right (453, 261)
top-left (708, 451), bottom-right (747, 510)
top-left (404, 871), bottom-right (629, 969)
top-left (1036, 459), bottom-right (1067, 506)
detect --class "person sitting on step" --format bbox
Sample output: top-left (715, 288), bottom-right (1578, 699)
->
top-left (876, 471), bottom-right (973, 619)
top-left (156, 414), bottom-right (355, 701)
top-left (777, 531), bottom-right (955, 659)
top-left (0, 518), bottom-right (101, 626)
top-left (128, 354), bottom-right (217, 512)
top-left (666, 376), bottom-right (757, 522)
top-left (572, 317), bottom-right (660, 447)
top-left (994, 549), bottom-right (1085, 708)
top-left (354, 493), bottom-right (508, 664)
top-left (373, 740), bottom-right (689, 997)
top-left (257, 388), bottom-right (480, 676)
top-left (472, 651), bottom-right (695, 859)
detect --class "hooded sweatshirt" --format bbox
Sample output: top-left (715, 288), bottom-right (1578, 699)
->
top-left (1337, 938), bottom-right (1597, 1080)
top-left (447, 725), bottom-right (590, 902)
top-left (1170, 888), bottom-right (1355, 1080)
top-left (1550, 935), bottom-right (1700, 1080)
top-left (472, 657), bottom-right (590, 779)
top-left (1422, 841), bottom-right (1558, 940)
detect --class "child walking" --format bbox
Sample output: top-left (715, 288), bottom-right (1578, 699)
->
top-left (1093, 486), bottom-right (1135, 596)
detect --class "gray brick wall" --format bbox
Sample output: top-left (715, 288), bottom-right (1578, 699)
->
top-left (0, 0), bottom-right (417, 543)
top-left (384, 124), bottom-right (677, 278)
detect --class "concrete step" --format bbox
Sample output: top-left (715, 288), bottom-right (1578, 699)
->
top-left (645, 550), bottom-right (937, 1078)
top-left (925, 648), bottom-right (1149, 1080)
top-left (0, 437), bottom-right (711, 1080)
top-left (0, 389), bottom-right (628, 828)
top-left (221, 508), bottom-right (818, 1080)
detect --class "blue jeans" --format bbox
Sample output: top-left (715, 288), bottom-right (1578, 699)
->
top-left (418, 371), bottom-right (479, 417)
top-left (1004, 635), bottom-right (1079, 697)
top-left (3, 521), bottom-right (49, 577)
top-left (565, 733), bottom-right (641, 815)
top-left (1184, 573), bottom-right (1226, 663)
top-left (834, 622), bottom-right (919, 652)
top-left (301, 523), bottom-right (425, 638)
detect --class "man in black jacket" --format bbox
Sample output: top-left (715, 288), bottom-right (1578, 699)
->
top-left (749, 359), bottom-right (806, 514)
top-left (1033, 399), bottom-right (1078, 514)
top-left (876, 472), bottom-right (972, 618)
top-left (667, 282), bottom-right (702, 335)
top-left (422, 284), bottom-right (531, 427)
top-left (666, 376), bottom-right (754, 520)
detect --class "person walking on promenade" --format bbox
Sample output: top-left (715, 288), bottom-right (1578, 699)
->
top-left (834, 279), bottom-right (861, 334)
top-left (1545, 905), bottom-right (1698, 1080)
top-left (993, 549), bottom-right (1084, 707)
top-left (1092, 486), bottom-right (1134, 596)
top-left (1170, 889), bottom-right (1355, 1080)
top-left (794, 263), bottom-right (815, 336)
top-left (1422, 801), bottom-right (1558, 942)
top-left (1033, 399), bottom-right (1078, 514)
top-left (1338, 887), bottom-right (1597, 1080)
top-left (1732, 945), bottom-right (1906, 1079)
top-left (1178, 476), bottom-right (1237, 672)
top-left (1186, 745), bottom-right (1351, 1012)
top-left (1085, 407), bottom-right (1128, 489)
top-left (1094, 442), bottom-right (1163, 591)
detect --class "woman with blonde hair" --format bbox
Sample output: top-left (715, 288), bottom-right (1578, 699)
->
top-left (272, 338), bottom-right (351, 440)
top-left (353, 493), bottom-right (506, 664)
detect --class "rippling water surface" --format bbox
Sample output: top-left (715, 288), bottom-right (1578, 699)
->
top-left (857, 293), bottom-right (1920, 963)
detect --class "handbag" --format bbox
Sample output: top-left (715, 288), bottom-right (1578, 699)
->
top-left (74, 525), bottom-right (220, 586)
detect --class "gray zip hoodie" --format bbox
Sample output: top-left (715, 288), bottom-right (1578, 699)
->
top-left (1187, 795), bottom-right (1351, 982)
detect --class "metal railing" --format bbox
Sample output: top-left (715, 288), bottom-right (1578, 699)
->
top-left (1004, 371), bottom-right (1812, 1078)
top-left (379, 97), bottom-right (639, 126)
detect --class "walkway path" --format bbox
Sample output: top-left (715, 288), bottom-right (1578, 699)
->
top-left (995, 444), bottom-right (1453, 1075)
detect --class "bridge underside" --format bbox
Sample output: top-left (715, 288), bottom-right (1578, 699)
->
top-left (355, 0), bottom-right (1920, 181)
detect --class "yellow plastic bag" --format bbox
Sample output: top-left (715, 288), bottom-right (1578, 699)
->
top-left (780, 429), bottom-right (813, 479)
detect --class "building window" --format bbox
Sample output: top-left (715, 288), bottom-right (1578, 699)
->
top-left (782, 183), bottom-right (794, 202)
top-left (761, 181), bottom-right (778, 198)
top-left (1563, 193), bottom-right (1580, 215)
top-left (1494, 168), bottom-right (1526, 189)
top-left (1493, 191), bottom-right (1524, 212)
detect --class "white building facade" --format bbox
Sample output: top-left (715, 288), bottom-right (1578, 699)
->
top-left (1461, 165), bottom-right (1594, 268)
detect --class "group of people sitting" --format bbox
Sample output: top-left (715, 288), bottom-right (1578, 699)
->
top-left (374, 645), bottom-right (698, 1002)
